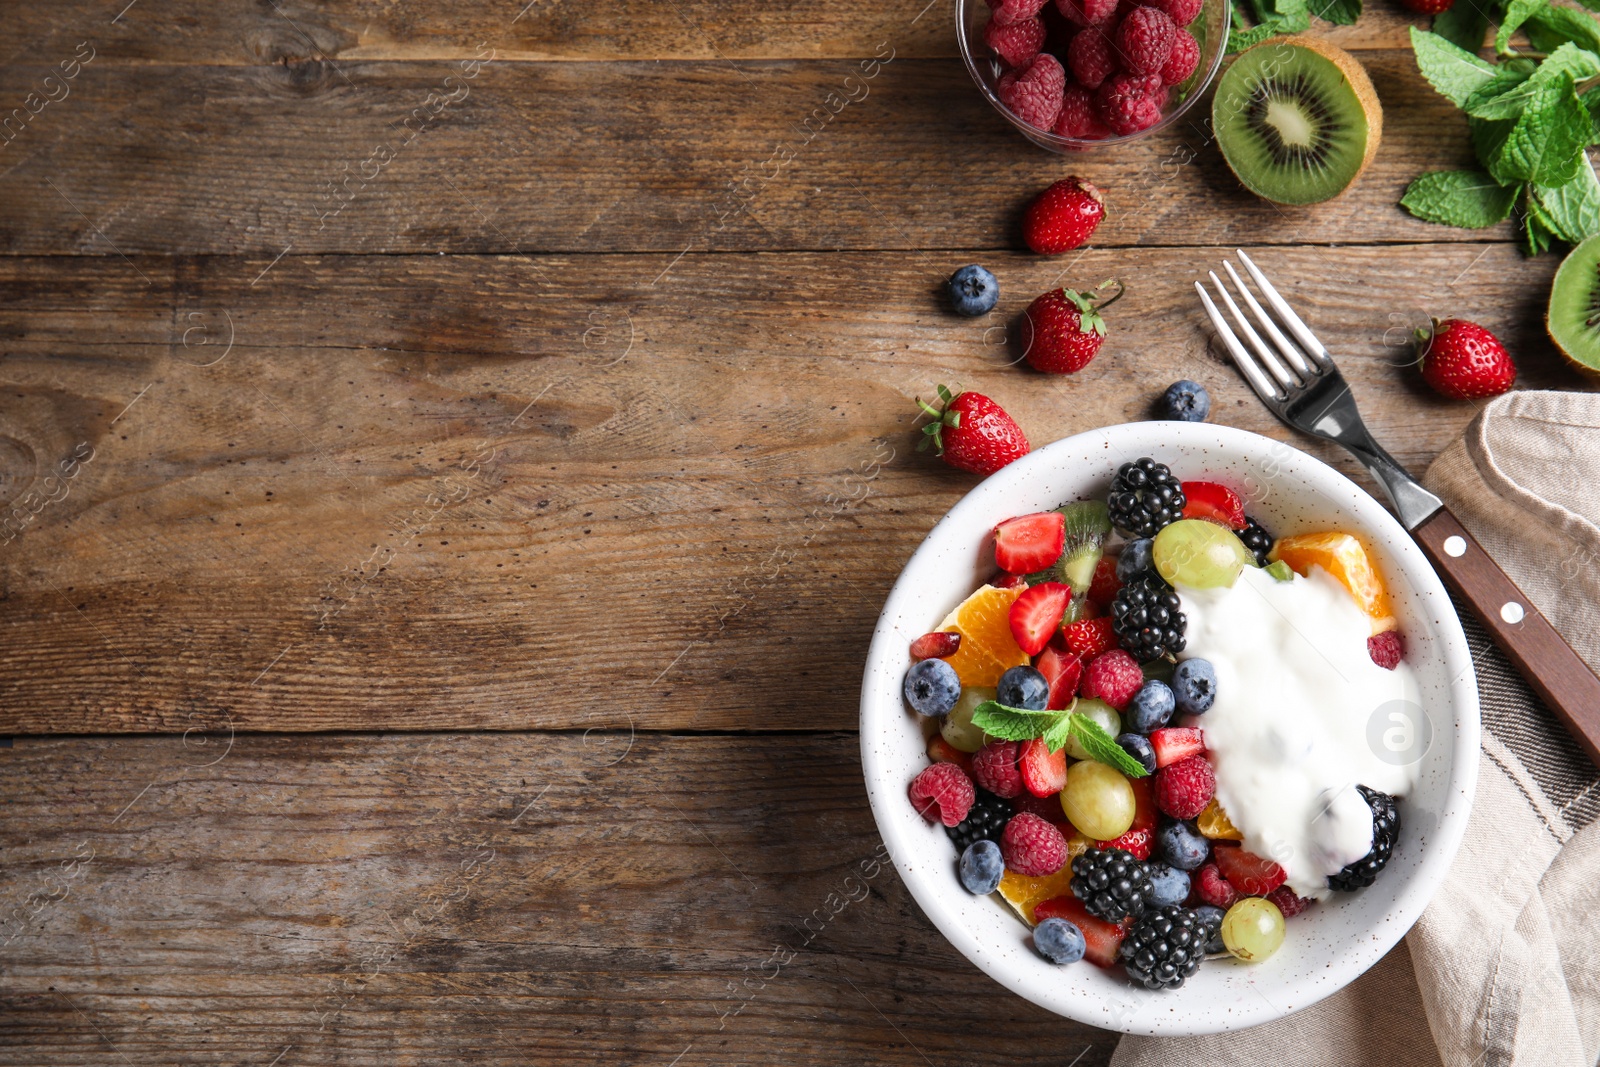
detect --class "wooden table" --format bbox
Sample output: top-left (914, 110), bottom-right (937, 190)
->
top-left (0, 2), bottom-right (1590, 1062)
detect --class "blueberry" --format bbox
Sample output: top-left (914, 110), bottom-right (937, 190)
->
top-left (904, 658), bottom-right (961, 717)
top-left (1116, 732), bottom-right (1157, 774)
top-left (1033, 917), bottom-right (1087, 965)
top-left (947, 264), bottom-right (999, 317)
top-left (1193, 904), bottom-right (1227, 953)
top-left (1146, 862), bottom-right (1191, 907)
top-left (997, 665), bottom-right (1049, 710)
top-left (1124, 679), bottom-right (1175, 734)
top-left (1162, 379), bottom-right (1211, 422)
top-left (959, 839), bottom-right (1005, 895)
top-left (1116, 538), bottom-right (1154, 582)
top-left (1156, 820), bottom-right (1210, 871)
top-left (1172, 658), bottom-right (1217, 715)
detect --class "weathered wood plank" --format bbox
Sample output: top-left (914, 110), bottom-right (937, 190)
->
top-left (0, 52), bottom-right (1489, 257)
top-left (0, 732), bottom-right (1122, 1066)
top-left (0, 244), bottom-right (1586, 734)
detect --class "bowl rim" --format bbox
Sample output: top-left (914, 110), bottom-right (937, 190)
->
top-left (858, 421), bottom-right (1480, 1035)
top-left (955, 0), bottom-right (1232, 150)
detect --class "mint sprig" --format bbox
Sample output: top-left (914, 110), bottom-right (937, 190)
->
top-left (969, 701), bottom-right (1149, 778)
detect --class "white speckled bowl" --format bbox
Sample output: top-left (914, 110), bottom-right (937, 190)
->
top-left (859, 421), bottom-right (1478, 1036)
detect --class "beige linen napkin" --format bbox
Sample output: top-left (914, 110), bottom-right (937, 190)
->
top-left (1113, 390), bottom-right (1600, 1067)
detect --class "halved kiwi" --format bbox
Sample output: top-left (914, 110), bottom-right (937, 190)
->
top-left (1547, 233), bottom-right (1600, 377)
top-left (1212, 36), bottom-right (1383, 206)
top-left (1026, 500), bottom-right (1112, 595)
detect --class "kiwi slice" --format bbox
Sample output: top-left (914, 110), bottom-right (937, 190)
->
top-left (1026, 500), bottom-right (1112, 595)
top-left (1547, 233), bottom-right (1600, 377)
top-left (1212, 36), bottom-right (1383, 206)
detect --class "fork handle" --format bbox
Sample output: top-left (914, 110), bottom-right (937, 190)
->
top-left (1413, 507), bottom-right (1600, 769)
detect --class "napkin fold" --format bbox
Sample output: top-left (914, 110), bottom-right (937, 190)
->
top-left (1113, 390), bottom-right (1600, 1067)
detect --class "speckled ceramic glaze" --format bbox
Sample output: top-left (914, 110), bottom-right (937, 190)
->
top-left (859, 422), bottom-right (1479, 1036)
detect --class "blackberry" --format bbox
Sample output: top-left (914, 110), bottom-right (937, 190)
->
top-left (1107, 458), bottom-right (1186, 538)
top-left (1070, 847), bottom-right (1154, 922)
top-left (1110, 573), bottom-right (1187, 661)
top-left (946, 789), bottom-right (1014, 853)
top-left (1119, 905), bottom-right (1211, 990)
top-left (1239, 515), bottom-right (1274, 567)
top-left (1328, 785), bottom-right (1401, 892)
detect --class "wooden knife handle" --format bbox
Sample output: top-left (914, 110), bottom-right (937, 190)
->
top-left (1413, 507), bottom-right (1600, 769)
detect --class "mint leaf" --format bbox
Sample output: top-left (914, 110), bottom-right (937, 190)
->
top-left (1522, 191), bottom-right (1559, 254)
top-left (1311, 0), bottom-right (1361, 25)
top-left (1400, 169), bottom-right (1519, 227)
top-left (1534, 156), bottom-right (1600, 241)
top-left (1041, 714), bottom-right (1074, 753)
top-left (1470, 44), bottom-right (1600, 120)
top-left (1485, 73), bottom-right (1591, 186)
top-left (1498, 0), bottom-right (1553, 53)
top-left (1526, 4), bottom-right (1600, 54)
top-left (1411, 27), bottom-right (1499, 107)
top-left (1067, 713), bottom-right (1149, 778)
top-left (1432, 3), bottom-right (1490, 52)
top-left (1229, 0), bottom-right (1309, 53)
top-left (970, 701), bottom-right (1061, 742)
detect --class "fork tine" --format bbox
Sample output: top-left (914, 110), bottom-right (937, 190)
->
top-left (1222, 260), bottom-right (1317, 380)
top-left (1235, 249), bottom-right (1332, 366)
top-left (1194, 281), bottom-right (1283, 403)
top-left (1208, 271), bottom-right (1299, 392)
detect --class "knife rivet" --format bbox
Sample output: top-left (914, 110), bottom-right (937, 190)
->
top-left (1443, 536), bottom-right (1466, 558)
top-left (1501, 601), bottom-right (1525, 624)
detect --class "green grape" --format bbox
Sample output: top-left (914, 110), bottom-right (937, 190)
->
top-left (1153, 519), bottom-right (1255, 589)
top-left (1063, 698), bottom-right (1122, 761)
top-left (1221, 897), bottom-right (1285, 963)
top-left (941, 686), bottom-right (995, 753)
top-left (1060, 759), bottom-right (1135, 840)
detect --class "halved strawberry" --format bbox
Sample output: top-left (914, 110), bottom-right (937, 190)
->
top-left (1034, 645), bottom-right (1083, 710)
top-left (993, 511), bottom-right (1066, 575)
top-left (1213, 844), bottom-right (1287, 896)
top-left (910, 631), bottom-right (961, 660)
top-left (1087, 554), bottom-right (1122, 606)
top-left (1149, 726), bottom-right (1205, 768)
top-left (1128, 775), bottom-right (1158, 832)
top-left (1009, 581), bottom-right (1071, 656)
top-left (1032, 896), bottom-right (1127, 967)
top-left (1061, 615), bottom-right (1117, 657)
top-left (927, 734), bottom-right (972, 771)
top-left (1094, 827), bottom-right (1152, 860)
top-left (990, 572), bottom-right (1028, 590)
top-left (1180, 481), bottom-right (1247, 530)
top-left (1019, 737), bottom-right (1068, 797)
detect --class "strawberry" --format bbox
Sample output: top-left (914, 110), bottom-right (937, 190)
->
top-left (916, 385), bottom-right (1030, 476)
top-left (1149, 726), bottom-right (1204, 767)
top-left (1095, 826), bottom-right (1153, 860)
top-left (1034, 644), bottom-right (1084, 709)
top-left (1019, 737), bottom-right (1069, 796)
top-left (1009, 581), bottom-right (1072, 655)
top-left (1128, 775), bottom-right (1158, 832)
top-left (1021, 280), bottom-right (1123, 374)
top-left (910, 631), bottom-right (961, 660)
top-left (1032, 895), bottom-right (1127, 966)
top-left (927, 733), bottom-right (973, 772)
top-left (1400, 0), bottom-right (1453, 11)
top-left (1061, 615), bottom-right (1117, 657)
top-left (993, 511), bottom-right (1067, 574)
top-left (1213, 844), bottom-right (1287, 896)
top-left (990, 572), bottom-right (1029, 590)
top-left (1179, 481), bottom-right (1246, 530)
top-left (1417, 319), bottom-right (1515, 400)
top-left (1022, 177), bottom-right (1105, 255)
top-left (1087, 554), bottom-right (1122, 606)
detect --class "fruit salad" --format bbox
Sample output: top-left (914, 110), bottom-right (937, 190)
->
top-left (902, 458), bottom-right (1416, 990)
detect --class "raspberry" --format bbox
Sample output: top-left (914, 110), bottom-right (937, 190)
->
top-left (984, 13), bottom-right (1047, 68)
top-left (1267, 885), bottom-right (1310, 917)
top-left (1159, 27), bottom-right (1199, 85)
top-left (1062, 615), bottom-right (1118, 657)
top-left (1195, 862), bottom-right (1238, 908)
top-left (1367, 630), bottom-right (1405, 670)
top-left (1155, 755), bottom-right (1215, 819)
top-left (971, 740), bottom-right (1024, 799)
top-left (909, 762), bottom-right (975, 827)
top-left (1067, 27), bottom-right (1117, 90)
top-left (996, 53), bottom-right (1066, 130)
top-left (1054, 84), bottom-right (1112, 139)
top-left (990, 0), bottom-right (1051, 25)
top-left (1082, 649), bottom-right (1144, 710)
top-left (1095, 73), bottom-right (1165, 136)
top-left (1113, 6), bottom-right (1176, 76)
top-left (1002, 812), bottom-right (1069, 876)
top-left (1056, 0), bottom-right (1119, 24)
top-left (1149, 0), bottom-right (1202, 24)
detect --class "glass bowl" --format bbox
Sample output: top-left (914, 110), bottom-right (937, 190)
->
top-left (957, 0), bottom-right (1231, 151)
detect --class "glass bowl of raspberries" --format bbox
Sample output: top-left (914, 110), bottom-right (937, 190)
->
top-left (957, 0), bottom-right (1228, 149)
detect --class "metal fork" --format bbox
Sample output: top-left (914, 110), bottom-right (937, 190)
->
top-left (1197, 250), bottom-right (1600, 768)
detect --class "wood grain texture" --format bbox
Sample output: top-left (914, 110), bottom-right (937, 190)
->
top-left (0, 245), bottom-right (1588, 734)
top-left (0, 51), bottom-right (1489, 257)
top-left (0, 732), bottom-right (1126, 1066)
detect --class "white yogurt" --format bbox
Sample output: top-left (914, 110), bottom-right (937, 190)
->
top-left (1177, 564), bottom-right (1421, 899)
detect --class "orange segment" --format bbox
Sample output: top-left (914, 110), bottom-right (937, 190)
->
top-left (936, 584), bottom-right (1031, 687)
top-left (1268, 531), bottom-right (1397, 634)
top-left (997, 836), bottom-right (1091, 924)
top-left (1197, 798), bottom-right (1244, 841)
